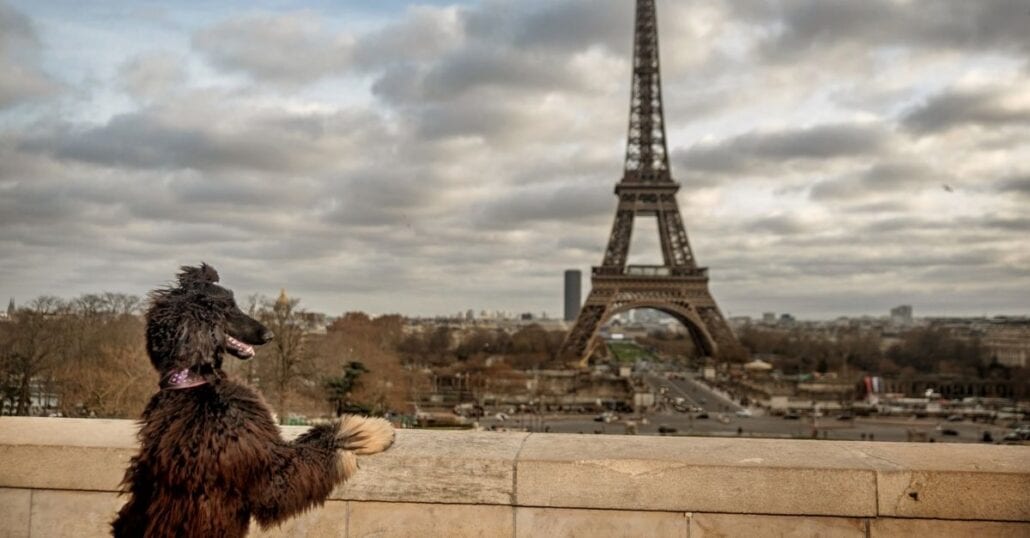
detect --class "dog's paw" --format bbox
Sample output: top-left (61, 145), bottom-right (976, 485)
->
top-left (335, 415), bottom-right (395, 455)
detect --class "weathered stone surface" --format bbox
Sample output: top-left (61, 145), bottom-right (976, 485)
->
top-left (0, 445), bottom-right (134, 492)
top-left (0, 417), bottom-right (136, 492)
top-left (870, 518), bottom-right (1030, 537)
top-left (250, 500), bottom-right (348, 537)
top-left (349, 501), bottom-right (513, 538)
top-left (0, 419), bottom-right (530, 505)
top-left (0, 488), bottom-right (31, 538)
top-left (516, 435), bottom-right (878, 515)
top-left (3, 417), bottom-right (1030, 528)
top-left (516, 507), bottom-right (686, 538)
top-left (857, 443), bottom-right (1030, 521)
top-left (0, 417), bottom-right (138, 448)
top-left (690, 513), bottom-right (865, 537)
top-left (330, 429), bottom-right (528, 505)
top-left (876, 470), bottom-right (1030, 522)
top-left (29, 490), bottom-right (122, 537)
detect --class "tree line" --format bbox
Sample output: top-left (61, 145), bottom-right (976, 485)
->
top-left (0, 292), bottom-right (568, 421)
top-left (0, 294), bottom-right (151, 417)
top-left (736, 324), bottom-right (1016, 379)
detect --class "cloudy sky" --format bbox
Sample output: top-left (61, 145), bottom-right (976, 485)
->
top-left (1, 0), bottom-right (1028, 319)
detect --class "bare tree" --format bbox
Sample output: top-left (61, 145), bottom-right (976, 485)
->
top-left (255, 291), bottom-right (318, 424)
top-left (0, 297), bottom-right (67, 415)
top-left (55, 294), bottom-right (150, 417)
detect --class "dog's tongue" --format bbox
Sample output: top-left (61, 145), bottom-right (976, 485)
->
top-left (226, 335), bottom-right (255, 357)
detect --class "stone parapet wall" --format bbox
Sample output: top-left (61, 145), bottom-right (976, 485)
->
top-left (0, 417), bottom-right (1027, 537)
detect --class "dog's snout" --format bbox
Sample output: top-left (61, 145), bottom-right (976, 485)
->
top-left (261, 330), bottom-right (275, 343)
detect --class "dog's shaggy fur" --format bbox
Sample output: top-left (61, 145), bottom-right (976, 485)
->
top-left (112, 264), bottom-right (394, 537)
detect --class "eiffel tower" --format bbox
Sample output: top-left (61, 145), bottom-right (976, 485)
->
top-left (561, 0), bottom-right (739, 366)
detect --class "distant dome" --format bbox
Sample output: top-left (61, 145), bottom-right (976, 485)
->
top-left (744, 359), bottom-right (773, 371)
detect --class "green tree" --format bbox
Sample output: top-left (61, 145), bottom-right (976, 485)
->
top-left (325, 361), bottom-right (368, 417)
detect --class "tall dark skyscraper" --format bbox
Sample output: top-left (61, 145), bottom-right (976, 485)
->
top-left (564, 270), bottom-right (582, 321)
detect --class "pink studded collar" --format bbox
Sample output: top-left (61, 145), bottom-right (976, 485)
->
top-left (160, 368), bottom-right (210, 390)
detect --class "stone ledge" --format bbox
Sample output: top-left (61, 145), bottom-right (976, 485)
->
top-left (2, 488), bottom-right (1029, 538)
top-left (330, 429), bottom-right (528, 505)
top-left (516, 435), bottom-right (880, 516)
top-left (1, 417), bottom-right (1027, 522)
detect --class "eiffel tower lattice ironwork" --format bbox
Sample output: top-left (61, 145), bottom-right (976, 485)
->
top-left (560, 0), bottom-right (739, 366)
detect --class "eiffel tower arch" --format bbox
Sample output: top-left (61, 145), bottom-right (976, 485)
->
top-left (560, 0), bottom-right (740, 367)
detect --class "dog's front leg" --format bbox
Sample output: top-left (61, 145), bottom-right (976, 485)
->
top-left (248, 417), bottom-right (394, 529)
top-left (248, 422), bottom-right (344, 528)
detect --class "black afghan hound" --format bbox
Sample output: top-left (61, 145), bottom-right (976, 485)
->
top-left (112, 264), bottom-right (394, 537)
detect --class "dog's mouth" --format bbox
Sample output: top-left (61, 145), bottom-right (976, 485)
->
top-left (225, 335), bottom-right (256, 359)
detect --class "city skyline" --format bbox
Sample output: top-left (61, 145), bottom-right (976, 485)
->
top-left (1, 0), bottom-right (1028, 319)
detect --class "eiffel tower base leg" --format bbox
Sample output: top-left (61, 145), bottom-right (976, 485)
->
top-left (559, 290), bottom-right (611, 368)
top-left (560, 275), bottom-right (742, 368)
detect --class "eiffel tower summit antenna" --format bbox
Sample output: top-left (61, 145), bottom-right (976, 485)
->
top-left (560, 0), bottom-right (742, 367)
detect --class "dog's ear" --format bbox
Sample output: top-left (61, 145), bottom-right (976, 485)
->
top-left (175, 320), bottom-right (217, 368)
top-left (177, 263), bottom-right (220, 287)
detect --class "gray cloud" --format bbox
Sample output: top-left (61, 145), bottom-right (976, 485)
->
top-left (978, 216), bottom-right (1030, 232)
top-left (118, 51), bottom-right (188, 101)
top-left (738, 0), bottom-right (1030, 61)
top-left (192, 11), bottom-right (352, 85)
top-left (902, 86), bottom-right (1030, 135)
top-left (997, 176), bottom-right (1030, 197)
top-left (475, 179), bottom-right (613, 229)
top-left (325, 169), bottom-right (445, 226)
top-left (419, 47), bottom-right (587, 100)
top-left (2, 0), bottom-right (1029, 318)
top-left (810, 161), bottom-right (942, 201)
top-left (350, 6), bottom-right (462, 69)
top-left (0, 2), bottom-right (58, 109)
top-left (410, 99), bottom-right (540, 142)
top-left (19, 103), bottom-right (387, 174)
top-left (741, 215), bottom-right (814, 236)
top-left (676, 123), bottom-right (888, 176)
top-left (504, 0), bottom-right (631, 54)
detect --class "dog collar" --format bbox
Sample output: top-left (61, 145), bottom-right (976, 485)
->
top-left (160, 368), bottom-right (209, 390)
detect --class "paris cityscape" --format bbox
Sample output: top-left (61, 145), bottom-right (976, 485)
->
top-left (0, 1), bottom-right (1029, 535)
top-left (2, 0), bottom-right (1021, 443)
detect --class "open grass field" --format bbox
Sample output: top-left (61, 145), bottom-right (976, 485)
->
top-left (607, 341), bottom-right (656, 363)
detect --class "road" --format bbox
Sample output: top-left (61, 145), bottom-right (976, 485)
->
top-left (645, 373), bottom-right (743, 413)
top-left (476, 372), bottom-right (1005, 443)
top-left (478, 412), bottom-right (1006, 444)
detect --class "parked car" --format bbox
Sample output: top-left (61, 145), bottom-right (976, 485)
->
top-left (783, 413), bottom-right (801, 420)
top-left (946, 415), bottom-right (963, 422)
top-left (836, 414), bottom-right (854, 421)
top-left (735, 409), bottom-right (753, 418)
top-left (1001, 427), bottom-right (1029, 442)
top-left (695, 412), bottom-right (710, 419)
top-left (941, 428), bottom-right (960, 436)
top-left (657, 425), bottom-right (677, 434)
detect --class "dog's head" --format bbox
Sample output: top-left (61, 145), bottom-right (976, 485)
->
top-left (145, 263), bottom-right (273, 374)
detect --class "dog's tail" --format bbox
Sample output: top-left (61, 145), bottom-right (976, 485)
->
top-left (335, 415), bottom-right (395, 480)
top-left (338, 415), bottom-right (395, 454)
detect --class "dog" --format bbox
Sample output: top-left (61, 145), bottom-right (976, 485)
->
top-left (112, 264), bottom-right (394, 537)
